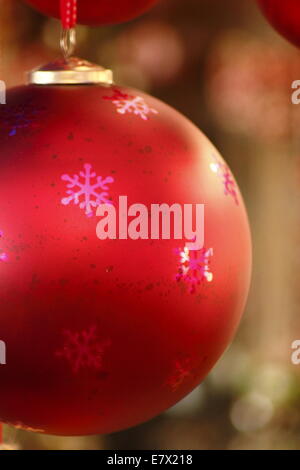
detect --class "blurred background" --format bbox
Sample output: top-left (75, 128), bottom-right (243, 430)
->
top-left (1, 0), bottom-right (300, 451)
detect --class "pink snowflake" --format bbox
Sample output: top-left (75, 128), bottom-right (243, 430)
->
top-left (56, 325), bottom-right (111, 374)
top-left (103, 88), bottom-right (158, 121)
top-left (61, 163), bottom-right (114, 217)
top-left (176, 246), bottom-right (213, 294)
top-left (0, 231), bottom-right (8, 262)
top-left (166, 357), bottom-right (193, 392)
top-left (210, 153), bottom-right (239, 205)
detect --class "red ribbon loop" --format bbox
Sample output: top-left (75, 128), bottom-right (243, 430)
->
top-left (60, 0), bottom-right (77, 29)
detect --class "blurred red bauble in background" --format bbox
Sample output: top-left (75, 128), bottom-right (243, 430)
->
top-left (23, 0), bottom-right (160, 26)
top-left (258, 0), bottom-right (300, 48)
top-left (0, 59), bottom-right (251, 435)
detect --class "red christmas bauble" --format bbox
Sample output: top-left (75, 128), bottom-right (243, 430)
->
top-left (23, 0), bottom-right (160, 26)
top-left (258, 0), bottom-right (300, 48)
top-left (0, 60), bottom-right (251, 435)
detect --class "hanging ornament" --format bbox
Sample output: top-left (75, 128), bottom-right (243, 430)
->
top-left (0, 4), bottom-right (251, 433)
top-left (258, 0), bottom-right (300, 48)
top-left (0, 56), bottom-right (252, 434)
top-left (23, 0), bottom-right (160, 26)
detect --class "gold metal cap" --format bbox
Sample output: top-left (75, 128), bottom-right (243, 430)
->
top-left (28, 57), bottom-right (114, 86)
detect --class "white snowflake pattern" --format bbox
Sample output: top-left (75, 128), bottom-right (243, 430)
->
top-left (0, 231), bottom-right (8, 262)
top-left (61, 163), bottom-right (114, 217)
top-left (104, 88), bottom-right (158, 121)
top-left (56, 325), bottom-right (111, 374)
top-left (176, 246), bottom-right (213, 294)
top-left (210, 153), bottom-right (239, 205)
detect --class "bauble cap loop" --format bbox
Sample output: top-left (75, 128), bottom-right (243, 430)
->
top-left (27, 57), bottom-right (114, 86)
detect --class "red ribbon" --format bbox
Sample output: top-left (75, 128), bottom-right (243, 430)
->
top-left (60, 0), bottom-right (77, 29)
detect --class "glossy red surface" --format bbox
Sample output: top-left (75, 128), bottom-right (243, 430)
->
top-left (0, 84), bottom-right (251, 435)
top-left (258, 0), bottom-right (300, 48)
top-left (23, 0), bottom-right (160, 26)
